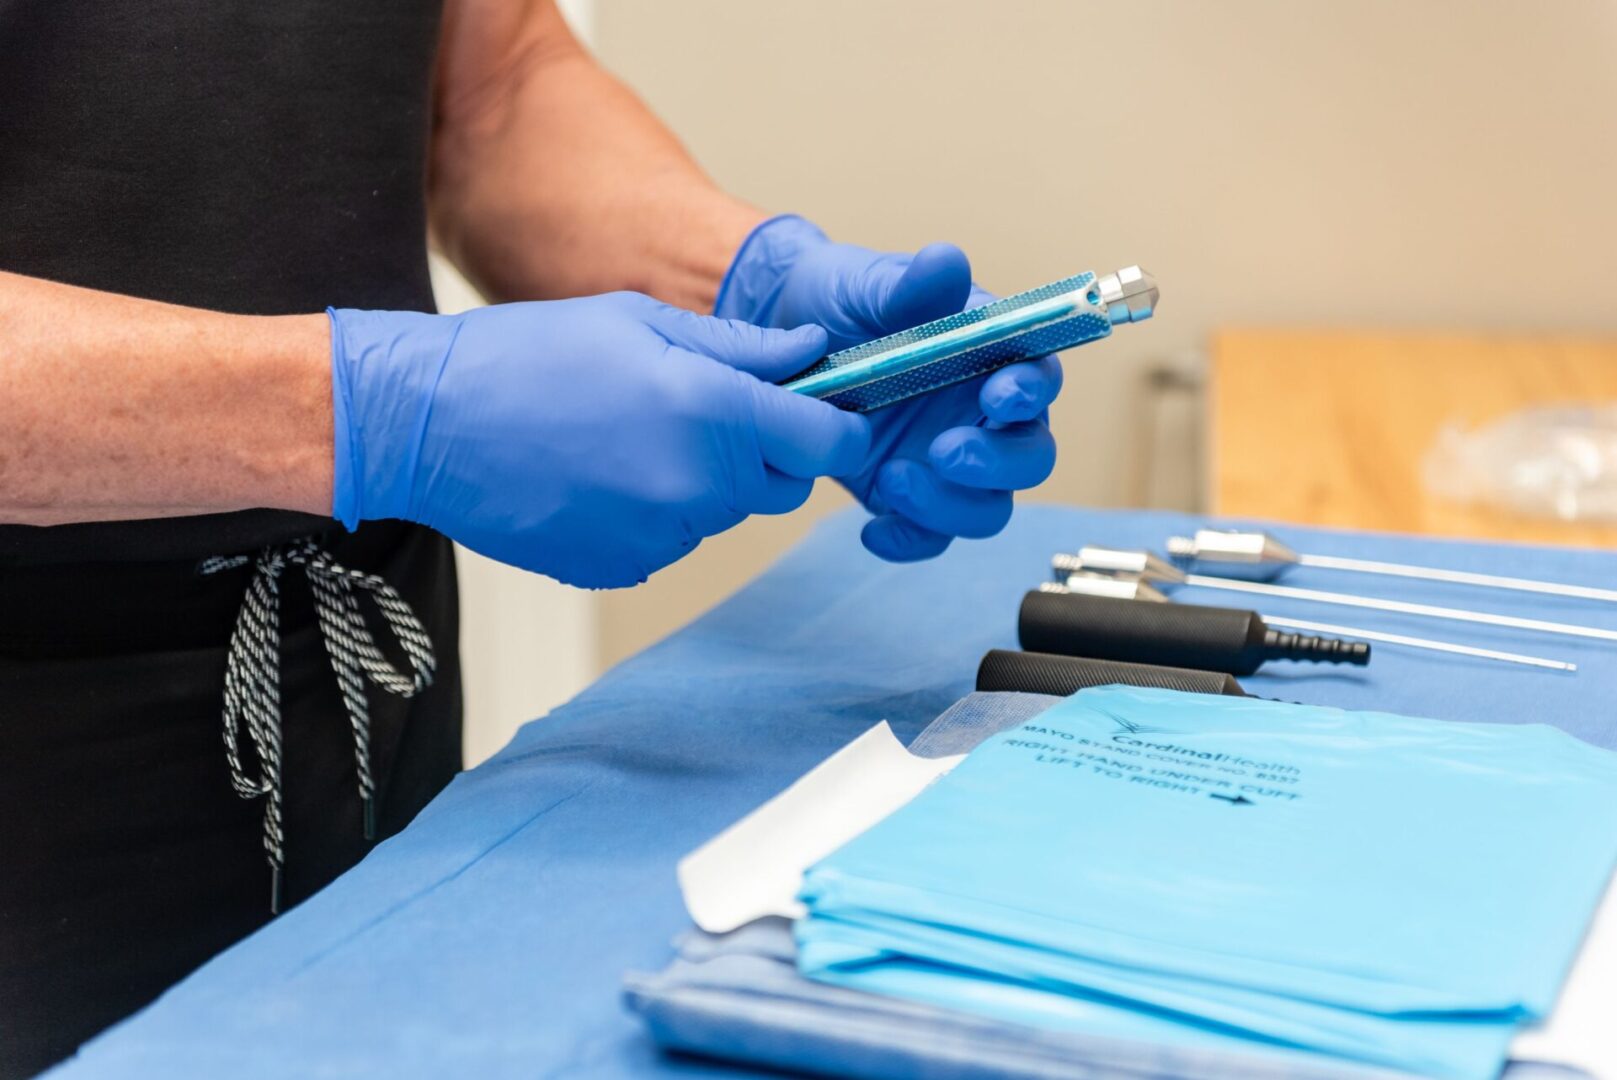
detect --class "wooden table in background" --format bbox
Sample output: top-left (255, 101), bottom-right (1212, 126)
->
top-left (1208, 329), bottom-right (1617, 549)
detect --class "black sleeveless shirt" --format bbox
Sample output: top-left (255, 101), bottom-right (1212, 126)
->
top-left (0, 0), bottom-right (443, 562)
top-left (0, 6), bottom-right (465, 1074)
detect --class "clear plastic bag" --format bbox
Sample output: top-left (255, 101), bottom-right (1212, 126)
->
top-left (1423, 404), bottom-right (1617, 523)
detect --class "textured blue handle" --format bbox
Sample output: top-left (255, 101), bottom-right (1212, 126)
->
top-left (782, 272), bottom-right (1108, 412)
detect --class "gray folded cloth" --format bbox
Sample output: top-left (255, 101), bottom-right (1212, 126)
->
top-left (624, 692), bottom-right (1591, 1080)
top-left (627, 916), bottom-right (1425, 1080)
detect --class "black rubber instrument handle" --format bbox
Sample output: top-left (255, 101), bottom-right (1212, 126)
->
top-left (975, 649), bottom-right (1248, 697)
top-left (1017, 590), bottom-right (1369, 676)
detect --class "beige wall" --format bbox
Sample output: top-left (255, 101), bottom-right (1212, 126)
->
top-left (590, 0), bottom-right (1617, 667)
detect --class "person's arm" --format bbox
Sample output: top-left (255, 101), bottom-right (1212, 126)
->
top-left (428, 0), bottom-right (1065, 564)
top-left (0, 268), bottom-right (867, 587)
top-left (0, 1), bottom-right (732, 530)
top-left (0, 270), bottom-right (332, 525)
top-left (428, 0), bottom-right (764, 312)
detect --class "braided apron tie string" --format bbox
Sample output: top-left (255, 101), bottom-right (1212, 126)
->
top-left (200, 537), bottom-right (436, 914)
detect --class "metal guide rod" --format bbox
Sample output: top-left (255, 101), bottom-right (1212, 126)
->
top-left (1182, 574), bottom-right (1617, 643)
top-left (1168, 529), bottom-right (1617, 603)
top-left (1057, 547), bottom-right (1617, 642)
top-left (1045, 577), bottom-right (1577, 671)
top-left (1259, 615), bottom-right (1577, 673)
top-left (1295, 552), bottom-right (1617, 603)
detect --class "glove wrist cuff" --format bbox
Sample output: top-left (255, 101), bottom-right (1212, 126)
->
top-left (327, 307), bottom-right (458, 530)
top-left (713, 214), bottom-right (828, 323)
top-left (326, 308), bottom-right (364, 530)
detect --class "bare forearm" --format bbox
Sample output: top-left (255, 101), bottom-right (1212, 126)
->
top-left (0, 272), bottom-right (332, 525)
top-left (429, 0), bottom-right (764, 311)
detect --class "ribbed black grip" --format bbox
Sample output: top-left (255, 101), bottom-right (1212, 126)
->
top-left (1018, 590), bottom-right (1369, 675)
top-left (975, 649), bottom-right (1248, 697)
top-left (1262, 629), bottom-right (1370, 665)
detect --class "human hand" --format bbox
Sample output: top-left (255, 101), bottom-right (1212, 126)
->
top-left (715, 216), bottom-right (1061, 561)
top-left (328, 292), bottom-right (871, 587)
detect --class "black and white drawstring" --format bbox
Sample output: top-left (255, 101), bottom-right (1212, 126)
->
top-left (199, 537), bottom-right (435, 913)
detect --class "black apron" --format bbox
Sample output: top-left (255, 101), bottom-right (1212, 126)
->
top-left (0, 3), bottom-right (461, 1074)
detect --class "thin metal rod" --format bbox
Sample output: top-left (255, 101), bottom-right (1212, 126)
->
top-left (1297, 553), bottom-right (1617, 604)
top-left (1181, 574), bottom-right (1617, 643)
top-left (1261, 615), bottom-right (1577, 672)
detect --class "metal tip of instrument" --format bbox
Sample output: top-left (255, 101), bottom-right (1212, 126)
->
top-left (1050, 553), bottom-right (1084, 579)
top-left (1168, 531), bottom-right (1299, 576)
top-left (1165, 535), bottom-right (1197, 557)
top-left (1054, 547), bottom-right (1185, 584)
top-left (1077, 545), bottom-right (1186, 583)
top-left (1048, 570), bottom-right (1171, 604)
top-left (1097, 266), bottom-right (1158, 325)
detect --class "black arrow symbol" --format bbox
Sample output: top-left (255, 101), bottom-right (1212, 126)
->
top-left (1210, 793), bottom-right (1254, 806)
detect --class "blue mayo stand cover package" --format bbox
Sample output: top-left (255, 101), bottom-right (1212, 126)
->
top-left (795, 687), bottom-right (1617, 1080)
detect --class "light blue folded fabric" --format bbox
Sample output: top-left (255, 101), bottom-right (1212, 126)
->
top-left (797, 687), bottom-right (1617, 1080)
top-left (631, 693), bottom-right (1407, 1080)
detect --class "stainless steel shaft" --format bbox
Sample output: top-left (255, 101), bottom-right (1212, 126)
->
top-left (1183, 574), bottom-right (1617, 643)
top-left (1258, 615), bottom-right (1577, 672)
top-left (1168, 529), bottom-right (1617, 603)
top-left (1047, 576), bottom-right (1577, 670)
top-left (1295, 552), bottom-right (1617, 603)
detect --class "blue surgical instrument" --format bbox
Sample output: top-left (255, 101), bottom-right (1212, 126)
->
top-left (782, 267), bottom-right (1157, 412)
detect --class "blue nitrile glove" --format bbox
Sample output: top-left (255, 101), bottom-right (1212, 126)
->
top-left (715, 216), bottom-right (1062, 562)
top-left (327, 293), bottom-right (871, 588)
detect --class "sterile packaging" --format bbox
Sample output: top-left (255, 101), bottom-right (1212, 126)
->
top-left (796, 687), bottom-right (1617, 1080)
top-left (1423, 403), bottom-right (1617, 523)
top-left (625, 919), bottom-right (1416, 1080)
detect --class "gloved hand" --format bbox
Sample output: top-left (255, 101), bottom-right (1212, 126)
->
top-left (715, 216), bottom-right (1062, 561)
top-left (328, 293), bottom-right (871, 588)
